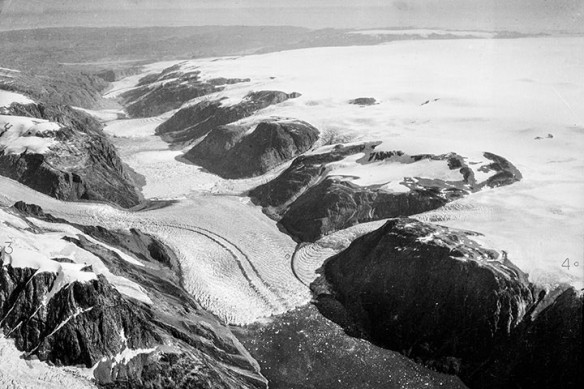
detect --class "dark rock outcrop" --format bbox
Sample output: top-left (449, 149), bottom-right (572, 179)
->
top-left (184, 119), bottom-right (319, 179)
top-left (249, 143), bottom-right (375, 212)
top-left (0, 203), bottom-right (266, 388)
top-left (0, 103), bottom-right (141, 208)
top-left (311, 218), bottom-right (582, 388)
top-left (349, 97), bottom-right (377, 105)
top-left (280, 178), bottom-right (451, 242)
top-left (155, 90), bottom-right (301, 145)
top-left (251, 144), bottom-right (521, 242)
top-left (120, 65), bottom-right (250, 118)
top-left (95, 68), bottom-right (142, 83)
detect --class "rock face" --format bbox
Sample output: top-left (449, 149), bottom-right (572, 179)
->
top-left (0, 103), bottom-right (141, 208)
top-left (184, 119), bottom-right (319, 179)
top-left (0, 267), bottom-right (160, 367)
top-left (155, 90), bottom-right (301, 145)
top-left (311, 218), bottom-right (582, 388)
top-left (1, 203), bottom-right (266, 389)
top-left (250, 144), bottom-right (522, 242)
top-left (120, 65), bottom-right (250, 118)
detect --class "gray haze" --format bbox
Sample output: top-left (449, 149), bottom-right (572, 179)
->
top-left (0, 0), bottom-right (582, 32)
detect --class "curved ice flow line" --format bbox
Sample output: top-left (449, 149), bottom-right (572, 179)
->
top-left (290, 245), bottom-right (310, 287)
top-left (165, 222), bottom-right (289, 312)
top-left (291, 243), bottom-right (340, 286)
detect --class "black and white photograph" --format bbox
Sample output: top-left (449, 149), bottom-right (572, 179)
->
top-left (0, 1), bottom-right (582, 388)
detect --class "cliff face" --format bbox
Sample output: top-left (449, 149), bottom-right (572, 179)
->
top-left (312, 218), bottom-right (582, 388)
top-left (184, 119), bottom-right (319, 179)
top-left (0, 203), bottom-right (266, 389)
top-left (0, 103), bottom-right (141, 208)
top-left (155, 90), bottom-right (301, 146)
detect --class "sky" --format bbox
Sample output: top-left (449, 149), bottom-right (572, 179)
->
top-left (0, 0), bottom-right (582, 33)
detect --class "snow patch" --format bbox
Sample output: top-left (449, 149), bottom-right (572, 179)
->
top-left (327, 156), bottom-right (463, 187)
top-left (112, 346), bottom-right (156, 366)
top-left (0, 115), bottom-right (60, 155)
top-left (0, 89), bottom-right (34, 107)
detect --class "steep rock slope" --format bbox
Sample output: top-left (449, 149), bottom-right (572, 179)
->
top-left (184, 119), bottom-right (319, 179)
top-left (311, 218), bottom-right (582, 388)
top-left (251, 144), bottom-right (521, 242)
top-left (155, 90), bottom-right (300, 145)
top-left (1, 203), bottom-right (266, 388)
top-left (120, 64), bottom-right (250, 118)
top-left (0, 102), bottom-right (141, 208)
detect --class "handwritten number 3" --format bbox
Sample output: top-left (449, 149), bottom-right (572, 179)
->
top-left (4, 241), bottom-right (13, 254)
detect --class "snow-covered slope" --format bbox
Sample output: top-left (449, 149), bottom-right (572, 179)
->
top-left (0, 208), bottom-right (151, 304)
top-left (0, 115), bottom-right (60, 155)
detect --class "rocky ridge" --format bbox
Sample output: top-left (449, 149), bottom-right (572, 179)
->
top-left (311, 218), bottom-right (582, 388)
top-left (155, 90), bottom-right (301, 146)
top-left (184, 118), bottom-right (319, 179)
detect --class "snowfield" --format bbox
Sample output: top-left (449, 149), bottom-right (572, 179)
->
top-left (326, 153), bottom-right (464, 189)
top-left (107, 36), bottom-right (583, 290)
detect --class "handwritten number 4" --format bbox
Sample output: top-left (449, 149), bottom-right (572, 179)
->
top-left (561, 258), bottom-right (570, 270)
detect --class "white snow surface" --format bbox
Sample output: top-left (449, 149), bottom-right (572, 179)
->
top-left (113, 37), bottom-right (583, 290)
top-left (74, 107), bottom-right (124, 122)
top-left (0, 90), bottom-right (34, 107)
top-left (327, 154), bottom-right (463, 188)
top-left (112, 346), bottom-right (157, 366)
top-left (0, 115), bottom-right (59, 155)
top-left (0, 335), bottom-right (96, 389)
